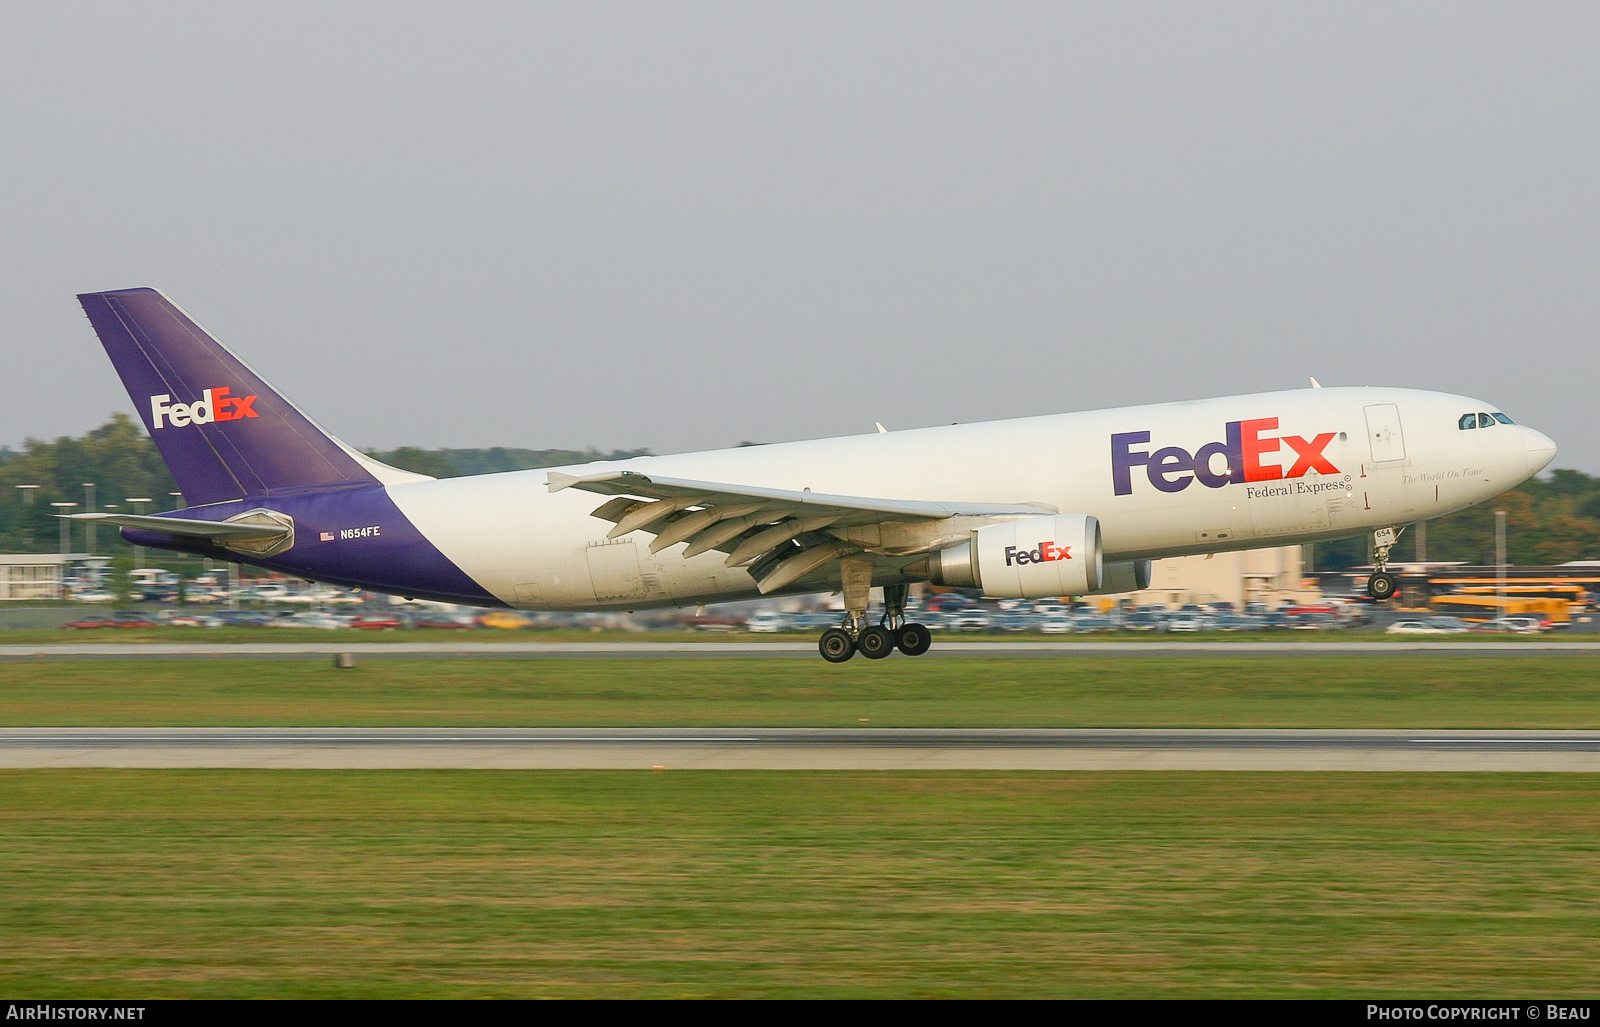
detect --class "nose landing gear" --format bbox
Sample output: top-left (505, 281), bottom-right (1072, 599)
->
top-left (814, 566), bottom-right (934, 663)
top-left (1366, 525), bottom-right (1404, 601)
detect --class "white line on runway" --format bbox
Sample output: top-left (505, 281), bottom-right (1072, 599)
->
top-left (1409, 738), bottom-right (1599, 744)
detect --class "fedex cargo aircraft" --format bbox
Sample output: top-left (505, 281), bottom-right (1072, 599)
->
top-left (73, 288), bottom-right (1557, 661)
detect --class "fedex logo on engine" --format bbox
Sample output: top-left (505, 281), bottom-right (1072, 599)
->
top-left (1005, 541), bottom-right (1071, 566)
top-left (1112, 418), bottom-right (1338, 496)
top-left (150, 388), bottom-right (258, 429)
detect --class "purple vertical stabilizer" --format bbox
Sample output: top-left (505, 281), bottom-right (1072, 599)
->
top-left (78, 288), bottom-right (379, 507)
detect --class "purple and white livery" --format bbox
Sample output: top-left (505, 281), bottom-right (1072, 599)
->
top-left (76, 288), bottom-right (1557, 661)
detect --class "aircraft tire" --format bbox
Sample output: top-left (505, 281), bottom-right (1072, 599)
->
top-left (896, 623), bottom-right (933, 657)
top-left (1367, 572), bottom-right (1398, 601)
top-left (857, 625), bottom-right (895, 659)
top-left (819, 628), bottom-right (856, 663)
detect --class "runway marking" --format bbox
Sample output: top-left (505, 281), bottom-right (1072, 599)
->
top-left (4, 728), bottom-right (1599, 769)
top-left (1410, 738), bottom-right (1599, 744)
top-left (3, 640), bottom-right (1600, 660)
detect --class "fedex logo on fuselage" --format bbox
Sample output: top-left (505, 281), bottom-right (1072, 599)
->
top-left (1112, 418), bottom-right (1338, 496)
top-left (150, 388), bottom-right (258, 429)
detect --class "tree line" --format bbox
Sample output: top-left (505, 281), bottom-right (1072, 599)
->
top-left (2, 415), bottom-right (1597, 569)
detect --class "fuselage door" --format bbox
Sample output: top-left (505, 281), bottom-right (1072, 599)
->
top-left (587, 538), bottom-right (647, 601)
top-left (1364, 404), bottom-right (1407, 463)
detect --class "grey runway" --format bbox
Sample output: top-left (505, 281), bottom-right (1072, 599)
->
top-left (2, 640), bottom-right (1599, 660)
top-left (4, 727), bottom-right (1598, 771)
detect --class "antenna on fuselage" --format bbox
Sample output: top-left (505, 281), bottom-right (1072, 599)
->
top-left (1309, 377), bottom-right (1323, 389)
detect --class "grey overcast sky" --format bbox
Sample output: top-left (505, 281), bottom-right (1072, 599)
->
top-left (2, 2), bottom-right (1597, 468)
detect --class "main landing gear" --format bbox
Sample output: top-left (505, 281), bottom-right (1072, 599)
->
top-left (1366, 525), bottom-right (1403, 601)
top-left (817, 567), bottom-right (933, 664)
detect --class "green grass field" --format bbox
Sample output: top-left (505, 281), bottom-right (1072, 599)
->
top-left (5, 654), bottom-right (1596, 997)
top-left (0, 770), bottom-right (1595, 998)
top-left (1, 655), bottom-right (1598, 727)
top-left (0, 625), bottom-right (1590, 644)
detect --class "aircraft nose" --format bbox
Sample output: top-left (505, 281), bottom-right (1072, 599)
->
top-left (1522, 426), bottom-right (1557, 475)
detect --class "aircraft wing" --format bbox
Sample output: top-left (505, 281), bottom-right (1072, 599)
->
top-left (547, 469), bottom-right (1055, 592)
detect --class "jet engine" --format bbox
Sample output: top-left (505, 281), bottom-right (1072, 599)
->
top-left (1088, 559), bottom-right (1152, 596)
top-left (904, 514), bottom-right (1103, 599)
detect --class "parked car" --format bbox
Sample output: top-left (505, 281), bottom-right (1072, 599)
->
top-left (348, 614), bottom-right (402, 630)
top-left (994, 613), bottom-right (1036, 633)
top-left (211, 611), bottom-right (274, 627)
top-left (249, 583), bottom-right (292, 601)
top-left (157, 611), bottom-right (211, 627)
top-left (1038, 614), bottom-right (1074, 634)
top-left (103, 612), bottom-right (161, 628)
top-left (410, 614), bottom-right (477, 630)
top-left (1425, 616), bottom-right (1473, 632)
top-left (787, 612), bottom-right (837, 632)
top-left (265, 612), bottom-right (347, 630)
top-left (951, 610), bottom-right (993, 632)
top-left (477, 610), bottom-right (533, 630)
top-left (744, 610), bottom-right (789, 633)
top-left (1387, 620), bottom-right (1466, 635)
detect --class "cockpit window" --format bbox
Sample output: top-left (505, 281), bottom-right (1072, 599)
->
top-left (1459, 414), bottom-right (1477, 430)
top-left (1478, 412), bottom-right (1496, 428)
top-left (1493, 412), bottom-right (1514, 425)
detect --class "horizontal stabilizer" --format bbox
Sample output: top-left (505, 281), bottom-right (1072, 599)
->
top-left (64, 512), bottom-right (287, 541)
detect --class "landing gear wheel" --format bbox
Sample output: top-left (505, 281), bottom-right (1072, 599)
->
top-left (819, 628), bottom-right (857, 663)
top-left (1367, 572), bottom-right (1398, 601)
top-left (896, 622), bottom-right (932, 657)
top-left (857, 625), bottom-right (895, 660)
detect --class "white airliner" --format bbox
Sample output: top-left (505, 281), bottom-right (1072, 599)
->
top-left (74, 289), bottom-right (1556, 661)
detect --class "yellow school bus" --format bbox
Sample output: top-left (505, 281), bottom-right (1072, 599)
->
top-left (1430, 594), bottom-right (1570, 624)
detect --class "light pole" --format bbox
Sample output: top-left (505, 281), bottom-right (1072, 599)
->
top-left (1495, 509), bottom-right (1508, 620)
top-left (82, 483), bottom-right (97, 555)
top-left (50, 502), bottom-right (77, 554)
top-left (127, 499), bottom-right (152, 569)
top-left (14, 485), bottom-right (38, 547)
top-left (50, 503), bottom-right (78, 598)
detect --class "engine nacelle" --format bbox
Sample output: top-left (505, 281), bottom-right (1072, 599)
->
top-left (1085, 559), bottom-right (1151, 596)
top-left (908, 514), bottom-right (1103, 599)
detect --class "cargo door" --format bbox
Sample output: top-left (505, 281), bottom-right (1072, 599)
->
top-left (587, 538), bottom-right (647, 601)
top-left (1364, 404), bottom-right (1407, 463)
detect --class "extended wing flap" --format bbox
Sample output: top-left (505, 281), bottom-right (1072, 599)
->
top-left (550, 469), bottom-right (1057, 590)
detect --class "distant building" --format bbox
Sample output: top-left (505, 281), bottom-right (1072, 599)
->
top-left (0, 554), bottom-right (113, 600)
top-left (0, 555), bottom-right (69, 600)
top-left (1124, 545), bottom-right (1320, 610)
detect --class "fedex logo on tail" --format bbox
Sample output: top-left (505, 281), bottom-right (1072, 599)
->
top-left (1112, 418), bottom-right (1338, 495)
top-left (150, 388), bottom-right (258, 429)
